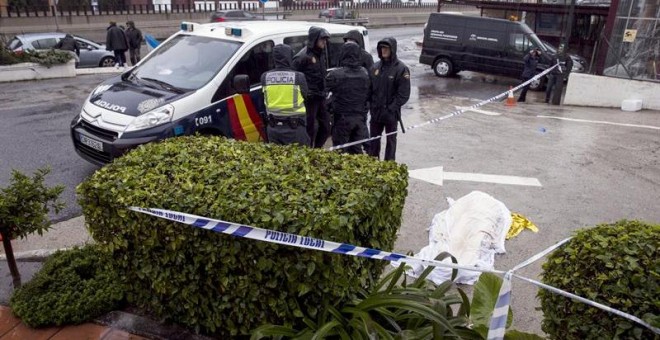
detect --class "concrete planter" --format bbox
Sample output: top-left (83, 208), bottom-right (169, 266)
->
top-left (0, 59), bottom-right (76, 83)
top-left (564, 73), bottom-right (660, 110)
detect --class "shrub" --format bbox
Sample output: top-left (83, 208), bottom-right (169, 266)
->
top-left (0, 167), bottom-right (64, 287)
top-left (77, 136), bottom-right (409, 336)
top-left (10, 245), bottom-right (124, 327)
top-left (253, 259), bottom-right (541, 339)
top-left (539, 220), bottom-right (660, 339)
top-left (0, 47), bottom-right (72, 67)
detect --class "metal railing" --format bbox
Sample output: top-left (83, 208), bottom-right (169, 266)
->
top-left (0, 1), bottom-right (439, 18)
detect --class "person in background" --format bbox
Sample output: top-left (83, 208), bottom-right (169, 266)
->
top-left (517, 48), bottom-right (540, 103)
top-left (292, 26), bottom-right (330, 148)
top-left (54, 34), bottom-right (80, 67)
top-left (327, 42), bottom-right (371, 154)
top-left (106, 21), bottom-right (128, 68)
top-left (545, 46), bottom-right (573, 104)
top-left (342, 29), bottom-right (373, 70)
top-left (125, 21), bottom-right (143, 66)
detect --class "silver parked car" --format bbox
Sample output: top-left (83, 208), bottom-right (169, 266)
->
top-left (6, 33), bottom-right (116, 68)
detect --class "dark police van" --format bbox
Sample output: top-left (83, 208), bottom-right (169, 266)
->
top-left (420, 13), bottom-right (550, 90)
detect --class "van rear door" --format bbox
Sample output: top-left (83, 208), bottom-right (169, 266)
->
top-left (420, 14), bottom-right (464, 68)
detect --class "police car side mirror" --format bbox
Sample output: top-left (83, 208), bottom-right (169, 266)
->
top-left (233, 74), bottom-right (250, 94)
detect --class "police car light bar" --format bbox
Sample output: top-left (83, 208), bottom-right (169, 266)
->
top-left (180, 22), bottom-right (194, 32)
top-left (225, 27), bottom-right (242, 37)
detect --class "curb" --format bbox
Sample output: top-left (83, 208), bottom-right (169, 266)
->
top-left (76, 67), bottom-right (126, 76)
top-left (95, 311), bottom-right (214, 340)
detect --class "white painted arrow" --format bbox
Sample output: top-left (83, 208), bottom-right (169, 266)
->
top-left (455, 106), bottom-right (502, 116)
top-left (409, 166), bottom-right (542, 187)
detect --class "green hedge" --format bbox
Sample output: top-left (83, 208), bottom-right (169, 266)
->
top-left (0, 48), bottom-right (72, 67)
top-left (10, 246), bottom-right (124, 327)
top-left (539, 220), bottom-right (660, 339)
top-left (77, 136), bottom-right (408, 336)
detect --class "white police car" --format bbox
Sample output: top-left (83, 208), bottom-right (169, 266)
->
top-left (71, 21), bottom-right (370, 165)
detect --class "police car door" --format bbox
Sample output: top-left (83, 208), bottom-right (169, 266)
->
top-left (205, 40), bottom-right (275, 142)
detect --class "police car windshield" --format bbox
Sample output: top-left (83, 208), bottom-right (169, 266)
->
top-left (133, 35), bottom-right (241, 91)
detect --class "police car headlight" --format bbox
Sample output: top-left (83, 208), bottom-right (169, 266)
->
top-left (125, 105), bottom-right (174, 132)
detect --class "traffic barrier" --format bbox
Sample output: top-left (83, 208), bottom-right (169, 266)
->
top-left (505, 86), bottom-right (516, 107)
top-left (130, 206), bottom-right (660, 339)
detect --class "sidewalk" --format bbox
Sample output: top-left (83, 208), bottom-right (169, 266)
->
top-left (0, 306), bottom-right (146, 340)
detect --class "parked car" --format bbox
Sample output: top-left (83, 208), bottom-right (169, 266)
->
top-left (540, 39), bottom-right (587, 73)
top-left (391, 0), bottom-right (417, 5)
top-left (420, 13), bottom-right (552, 90)
top-left (319, 7), bottom-right (351, 19)
top-left (6, 33), bottom-right (115, 68)
top-left (301, 0), bottom-right (330, 6)
top-left (210, 10), bottom-right (259, 22)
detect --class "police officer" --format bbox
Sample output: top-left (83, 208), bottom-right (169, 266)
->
top-left (343, 29), bottom-right (374, 70)
top-left (293, 26), bottom-right (330, 148)
top-left (517, 48), bottom-right (540, 103)
top-left (368, 38), bottom-right (411, 161)
top-left (545, 47), bottom-right (573, 104)
top-left (261, 44), bottom-right (310, 146)
top-left (327, 42), bottom-right (371, 154)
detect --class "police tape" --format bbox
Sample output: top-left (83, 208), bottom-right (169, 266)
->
top-left (129, 206), bottom-right (660, 337)
top-left (128, 207), bottom-right (506, 274)
top-left (328, 63), bottom-right (560, 152)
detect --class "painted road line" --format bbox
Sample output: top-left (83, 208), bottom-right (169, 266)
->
top-left (456, 106), bottom-right (503, 116)
top-left (409, 166), bottom-right (542, 187)
top-left (537, 115), bottom-right (660, 130)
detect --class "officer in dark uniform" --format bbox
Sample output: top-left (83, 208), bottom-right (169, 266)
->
top-left (327, 42), bottom-right (371, 154)
top-left (342, 29), bottom-right (374, 70)
top-left (293, 26), bottom-right (330, 148)
top-left (368, 37), bottom-right (411, 161)
top-left (545, 47), bottom-right (573, 104)
top-left (261, 44), bottom-right (310, 146)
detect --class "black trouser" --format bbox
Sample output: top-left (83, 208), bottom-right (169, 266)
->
top-left (266, 116), bottom-right (310, 146)
top-left (305, 97), bottom-right (330, 148)
top-left (332, 114), bottom-right (368, 155)
top-left (545, 74), bottom-right (557, 103)
top-left (129, 47), bottom-right (141, 66)
top-left (368, 119), bottom-right (398, 161)
top-left (518, 76), bottom-right (532, 102)
top-left (113, 49), bottom-right (127, 66)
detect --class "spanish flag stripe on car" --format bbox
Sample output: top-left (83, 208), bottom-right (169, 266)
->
top-left (240, 93), bottom-right (266, 142)
top-left (227, 96), bottom-right (247, 141)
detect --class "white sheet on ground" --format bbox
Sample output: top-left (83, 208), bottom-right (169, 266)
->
top-left (405, 191), bottom-right (512, 285)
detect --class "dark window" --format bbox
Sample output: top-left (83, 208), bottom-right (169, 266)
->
top-left (213, 40), bottom-right (274, 101)
top-left (7, 37), bottom-right (23, 50)
top-left (227, 11), bottom-right (241, 17)
top-left (283, 35), bottom-right (307, 55)
top-left (33, 38), bottom-right (58, 49)
top-left (76, 39), bottom-right (94, 50)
